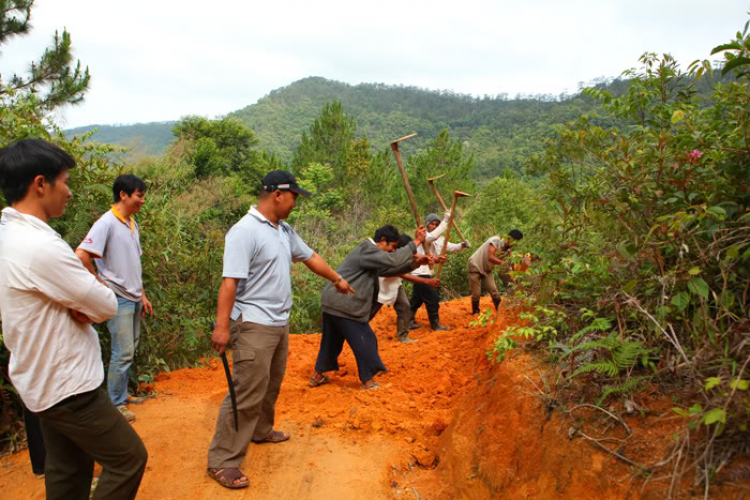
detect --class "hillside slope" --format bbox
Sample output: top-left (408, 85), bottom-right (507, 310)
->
top-left (65, 76), bottom-right (606, 178)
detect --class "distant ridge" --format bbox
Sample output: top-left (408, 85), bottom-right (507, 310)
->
top-left (65, 121), bottom-right (176, 157)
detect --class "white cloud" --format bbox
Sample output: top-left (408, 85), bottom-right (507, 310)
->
top-left (2, 0), bottom-right (746, 127)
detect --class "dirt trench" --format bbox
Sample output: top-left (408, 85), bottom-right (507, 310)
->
top-left (0, 297), bottom-right (675, 499)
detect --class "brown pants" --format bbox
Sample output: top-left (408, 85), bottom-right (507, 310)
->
top-left (468, 266), bottom-right (502, 302)
top-left (207, 319), bottom-right (289, 469)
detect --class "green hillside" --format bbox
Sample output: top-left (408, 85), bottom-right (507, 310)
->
top-left (65, 77), bottom-right (615, 177)
top-left (63, 74), bottom-right (725, 178)
top-left (229, 77), bottom-right (616, 177)
top-left (65, 121), bottom-right (176, 157)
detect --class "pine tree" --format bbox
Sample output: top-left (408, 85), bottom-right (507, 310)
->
top-left (0, 0), bottom-right (90, 110)
top-left (291, 100), bottom-right (357, 181)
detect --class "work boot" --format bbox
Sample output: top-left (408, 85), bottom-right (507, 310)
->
top-left (396, 318), bottom-right (408, 340)
top-left (409, 321), bottom-right (420, 330)
top-left (471, 300), bottom-right (480, 315)
top-left (429, 316), bottom-right (450, 331)
top-left (492, 297), bottom-right (501, 311)
top-left (399, 337), bottom-right (419, 343)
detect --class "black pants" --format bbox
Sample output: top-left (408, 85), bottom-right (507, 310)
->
top-left (24, 407), bottom-right (46, 475)
top-left (37, 388), bottom-right (148, 500)
top-left (410, 275), bottom-right (440, 322)
top-left (315, 313), bottom-right (386, 383)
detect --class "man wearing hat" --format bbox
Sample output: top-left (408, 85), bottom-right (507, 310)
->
top-left (409, 210), bottom-right (469, 331)
top-left (207, 170), bottom-right (354, 489)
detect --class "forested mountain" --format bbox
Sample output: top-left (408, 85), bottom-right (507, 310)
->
top-left (230, 77), bottom-right (622, 178)
top-left (65, 77), bottom-right (618, 177)
top-left (66, 73), bottom-right (726, 179)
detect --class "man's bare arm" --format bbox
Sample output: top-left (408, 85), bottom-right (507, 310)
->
top-left (211, 278), bottom-right (239, 354)
top-left (487, 244), bottom-right (506, 266)
top-left (75, 248), bottom-right (97, 274)
top-left (401, 273), bottom-right (440, 289)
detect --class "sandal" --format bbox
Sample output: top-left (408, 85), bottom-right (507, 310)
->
top-left (308, 373), bottom-right (330, 388)
top-left (127, 394), bottom-right (146, 405)
top-left (207, 468), bottom-right (249, 489)
top-left (361, 381), bottom-right (380, 390)
top-left (252, 429), bottom-right (290, 444)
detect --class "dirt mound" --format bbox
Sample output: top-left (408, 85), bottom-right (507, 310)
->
top-left (4, 296), bottom-right (738, 499)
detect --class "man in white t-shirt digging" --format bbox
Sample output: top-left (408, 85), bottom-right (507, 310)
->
top-left (410, 211), bottom-right (469, 331)
top-left (373, 233), bottom-right (437, 343)
top-left (0, 139), bottom-right (147, 500)
top-left (76, 174), bottom-right (154, 423)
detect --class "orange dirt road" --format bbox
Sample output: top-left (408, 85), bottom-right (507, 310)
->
top-left (0, 297), bottom-right (650, 499)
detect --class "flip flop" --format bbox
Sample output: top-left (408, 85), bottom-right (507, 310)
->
top-left (308, 373), bottom-right (330, 388)
top-left (361, 381), bottom-right (380, 390)
top-left (252, 430), bottom-right (290, 444)
top-left (207, 468), bottom-right (249, 489)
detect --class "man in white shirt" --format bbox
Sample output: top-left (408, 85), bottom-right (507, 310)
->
top-left (0, 139), bottom-right (147, 500)
top-left (373, 234), bottom-right (437, 343)
top-left (410, 211), bottom-right (469, 331)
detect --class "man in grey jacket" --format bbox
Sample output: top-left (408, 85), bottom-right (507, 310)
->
top-left (309, 224), bottom-right (430, 390)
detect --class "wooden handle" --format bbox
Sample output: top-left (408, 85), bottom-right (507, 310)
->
top-left (391, 143), bottom-right (422, 228)
top-left (391, 138), bottom-right (431, 266)
top-left (428, 180), bottom-right (469, 245)
top-left (435, 193), bottom-right (459, 279)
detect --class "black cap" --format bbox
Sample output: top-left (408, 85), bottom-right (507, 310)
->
top-left (261, 170), bottom-right (312, 197)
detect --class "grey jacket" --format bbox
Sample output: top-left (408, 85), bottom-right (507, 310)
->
top-left (321, 239), bottom-right (418, 323)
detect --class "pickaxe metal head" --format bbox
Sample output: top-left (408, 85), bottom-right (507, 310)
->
top-left (427, 174), bottom-right (446, 184)
top-left (454, 190), bottom-right (473, 198)
top-left (390, 132), bottom-right (418, 150)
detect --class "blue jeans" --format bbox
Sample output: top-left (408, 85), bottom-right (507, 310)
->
top-left (106, 296), bottom-right (142, 407)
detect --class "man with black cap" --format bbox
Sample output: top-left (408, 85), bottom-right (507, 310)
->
top-left (409, 210), bottom-right (469, 331)
top-left (467, 230), bottom-right (523, 314)
top-left (207, 170), bottom-right (354, 490)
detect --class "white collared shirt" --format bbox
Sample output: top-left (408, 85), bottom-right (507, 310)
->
top-left (411, 215), bottom-right (465, 276)
top-left (0, 207), bottom-right (118, 412)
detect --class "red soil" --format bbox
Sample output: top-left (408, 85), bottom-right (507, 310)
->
top-left (0, 297), bottom-right (745, 499)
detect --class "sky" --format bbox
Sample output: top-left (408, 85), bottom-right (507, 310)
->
top-left (2, 0), bottom-right (747, 128)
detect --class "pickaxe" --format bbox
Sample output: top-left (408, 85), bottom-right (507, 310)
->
top-left (435, 190), bottom-right (473, 278)
top-left (390, 133), bottom-right (432, 262)
top-left (427, 174), bottom-right (469, 246)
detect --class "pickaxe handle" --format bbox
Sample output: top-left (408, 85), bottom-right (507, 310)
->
top-left (391, 143), bottom-right (422, 226)
top-left (428, 180), bottom-right (469, 245)
top-left (390, 134), bottom-right (432, 261)
top-left (435, 193), bottom-right (460, 279)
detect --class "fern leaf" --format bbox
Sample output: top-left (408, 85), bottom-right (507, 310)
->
top-left (572, 360), bottom-right (619, 377)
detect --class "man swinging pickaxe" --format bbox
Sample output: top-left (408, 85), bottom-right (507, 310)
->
top-left (427, 174), bottom-right (470, 248)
